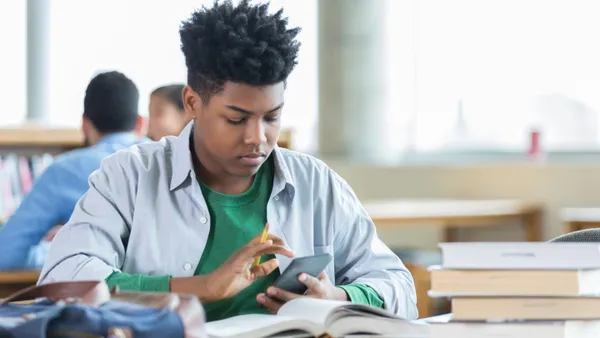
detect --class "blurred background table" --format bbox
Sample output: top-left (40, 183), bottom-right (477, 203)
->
top-left (0, 270), bottom-right (40, 298)
top-left (363, 198), bottom-right (543, 318)
top-left (561, 207), bottom-right (600, 233)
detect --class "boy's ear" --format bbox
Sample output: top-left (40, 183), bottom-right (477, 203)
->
top-left (134, 115), bottom-right (148, 136)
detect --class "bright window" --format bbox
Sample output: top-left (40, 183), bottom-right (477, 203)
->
top-left (48, 0), bottom-right (204, 125)
top-left (48, 0), bottom-right (317, 152)
top-left (387, 0), bottom-right (600, 154)
top-left (0, 2), bottom-right (26, 126)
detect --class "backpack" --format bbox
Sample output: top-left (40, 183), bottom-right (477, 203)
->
top-left (0, 280), bottom-right (206, 338)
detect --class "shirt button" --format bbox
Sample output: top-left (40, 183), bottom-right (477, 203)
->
top-left (200, 217), bottom-right (207, 224)
top-left (183, 263), bottom-right (192, 271)
top-left (274, 195), bottom-right (280, 201)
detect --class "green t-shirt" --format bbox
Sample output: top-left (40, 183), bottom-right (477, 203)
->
top-left (195, 155), bottom-right (278, 321)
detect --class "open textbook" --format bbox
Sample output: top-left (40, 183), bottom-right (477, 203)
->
top-left (205, 298), bottom-right (428, 338)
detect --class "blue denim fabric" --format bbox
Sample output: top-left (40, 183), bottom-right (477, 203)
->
top-left (0, 299), bottom-right (184, 337)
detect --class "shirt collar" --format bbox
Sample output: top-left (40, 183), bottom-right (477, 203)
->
top-left (170, 122), bottom-right (194, 191)
top-left (169, 121), bottom-right (295, 197)
top-left (96, 132), bottom-right (143, 147)
top-left (270, 143), bottom-right (296, 200)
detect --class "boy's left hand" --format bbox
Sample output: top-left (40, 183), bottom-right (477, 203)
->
top-left (256, 272), bottom-right (348, 313)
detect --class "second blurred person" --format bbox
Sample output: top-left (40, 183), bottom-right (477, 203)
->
top-left (147, 84), bottom-right (191, 141)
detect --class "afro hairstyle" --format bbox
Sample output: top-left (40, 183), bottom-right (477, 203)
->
top-left (179, 0), bottom-right (301, 101)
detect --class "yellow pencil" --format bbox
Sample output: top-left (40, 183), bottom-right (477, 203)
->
top-left (253, 223), bottom-right (270, 268)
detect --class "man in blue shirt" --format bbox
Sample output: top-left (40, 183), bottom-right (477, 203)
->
top-left (0, 71), bottom-right (148, 270)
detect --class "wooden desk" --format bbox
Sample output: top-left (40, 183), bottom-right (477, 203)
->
top-left (561, 207), bottom-right (600, 233)
top-left (363, 199), bottom-right (543, 242)
top-left (0, 270), bottom-right (40, 298)
top-left (363, 199), bottom-right (543, 318)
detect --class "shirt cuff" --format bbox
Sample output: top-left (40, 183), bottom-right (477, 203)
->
top-left (141, 275), bottom-right (171, 293)
top-left (338, 283), bottom-right (385, 308)
top-left (105, 272), bottom-right (171, 293)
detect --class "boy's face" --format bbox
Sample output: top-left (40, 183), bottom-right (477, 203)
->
top-left (184, 81), bottom-right (284, 178)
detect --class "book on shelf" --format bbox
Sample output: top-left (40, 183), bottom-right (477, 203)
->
top-left (0, 153), bottom-right (53, 223)
top-left (205, 298), bottom-right (428, 338)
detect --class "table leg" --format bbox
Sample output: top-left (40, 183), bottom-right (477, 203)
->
top-left (443, 227), bottom-right (457, 243)
top-left (524, 210), bottom-right (542, 241)
top-left (564, 221), bottom-right (579, 234)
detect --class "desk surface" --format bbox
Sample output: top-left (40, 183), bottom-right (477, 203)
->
top-left (561, 207), bottom-right (600, 222)
top-left (363, 199), bottom-right (541, 221)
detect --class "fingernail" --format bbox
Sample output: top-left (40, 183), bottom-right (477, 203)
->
top-left (266, 239), bottom-right (273, 245)
top-left (299, 273), bottom-right (307, 281)
top-left (257, 294), bottom-right (265, 303)
top-left (267, 287), bottom-right (276, 295)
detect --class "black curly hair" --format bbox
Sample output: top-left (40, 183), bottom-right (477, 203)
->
top-left (179, 0), bottom-right (301, 102)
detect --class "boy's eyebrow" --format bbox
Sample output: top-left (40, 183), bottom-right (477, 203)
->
top-left (225, 103), bottom-right (284, 115)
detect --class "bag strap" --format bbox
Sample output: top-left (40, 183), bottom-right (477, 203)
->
top-left (0, 280), bottom-right (111, 306)
top-left (1, 281), bottom-right (180, 310)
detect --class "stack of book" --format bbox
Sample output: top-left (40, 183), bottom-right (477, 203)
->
top-left (427, 242), bottom-right (600, 337)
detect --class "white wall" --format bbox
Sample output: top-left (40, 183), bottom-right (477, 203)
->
top-left (325, 161), bottom-right (600, 250)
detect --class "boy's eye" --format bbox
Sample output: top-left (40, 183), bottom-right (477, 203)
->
top-left (227, 118), bottom-right (245, 125)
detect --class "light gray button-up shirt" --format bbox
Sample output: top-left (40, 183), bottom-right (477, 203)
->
top-left (39, 122), bottom-right (417, 319)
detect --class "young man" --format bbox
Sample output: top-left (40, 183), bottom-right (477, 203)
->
top-left (0, 71), bottom-right (146, 270)
top-left (39, 0), bottom-right (417, 321)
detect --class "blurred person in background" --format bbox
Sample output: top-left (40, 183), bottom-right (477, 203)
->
top-left (0, 71), bottom-right (148, 270)
top-left (147, 84), bottom-right (191, 141)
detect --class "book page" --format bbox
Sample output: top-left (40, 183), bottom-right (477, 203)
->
top-left (328, 316), bottom-right (430, 338)
top-left (324, 302), bottom-right (407, 325)
top-left (278, 299), bottom-right (426, 337)
top-left (205, 314), bottom-right (320, 338)
top-left (278, 298), bottom-right (351, 325)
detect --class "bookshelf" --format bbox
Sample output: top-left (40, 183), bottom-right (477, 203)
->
top-left (0, 125), bottom-right (293, 223)
top-left (0, 125), bottom-right (293, 150)
top-left (0, 125), bottom-right (84, 158)
top-left (0, 126), bottom-right (84, 148)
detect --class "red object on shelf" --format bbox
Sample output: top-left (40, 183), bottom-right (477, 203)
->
top-left (528, 129), bottom-right (542, 159)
